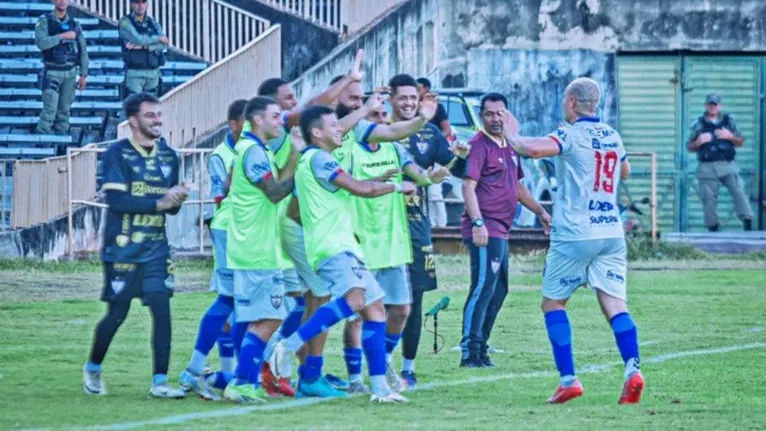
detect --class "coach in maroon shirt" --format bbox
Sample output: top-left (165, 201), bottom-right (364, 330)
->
top-left (458, 93), bottom-right (551, 368)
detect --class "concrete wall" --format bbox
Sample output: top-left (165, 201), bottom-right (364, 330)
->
top-left (292, 0), bottom-right (766, 134)
top-left (223, 0), bottom-right (340, 81)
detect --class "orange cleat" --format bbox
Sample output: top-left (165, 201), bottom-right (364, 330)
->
top-left (260, 362), bottom-right (280, 397)
top-left (275, 377), bottom-right (296, 397)
top-left (547, 379), bottom-right (584, 404)
top-left (618, 372), bottom-right (645, 404)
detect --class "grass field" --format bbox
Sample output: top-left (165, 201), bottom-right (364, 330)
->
top-left (1, 255), bottom-right (765, 430)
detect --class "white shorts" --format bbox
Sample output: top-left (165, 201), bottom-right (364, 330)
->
top-left (317, 251), bottom-right (384, 307)
top-left (281, 218), bottom-right (329, 297)
top-left (283, 268), bottom-right (304, 294)
top-left (372, 265), bottom-right (412, 305)
top-left (209, 228), bottom-right (233, 297)
top-left (232, 269), bottom-right (287, 323)
top-left (542, 238), bottom-right (628, 301)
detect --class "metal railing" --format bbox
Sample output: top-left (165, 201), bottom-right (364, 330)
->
top-left (9, 150), bottom-right (98, 229)
top-left (260, 0), bottom-right (403, 35)
top-left (74, 0), bottom-right (271, 62)
top-left (118, 25), bottom-right (282, 145)
top-left (0, 160), bottom-right (14, 231)
top-left (66, 146), bottom-right (214, 256)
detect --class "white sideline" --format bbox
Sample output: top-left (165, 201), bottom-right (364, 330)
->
top-left (22, 342), bottom-right (766, 431)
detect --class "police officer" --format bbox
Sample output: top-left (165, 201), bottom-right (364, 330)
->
top-left (34, 0), bottom-right (89, 135)
top-left (119, 0), bottom-right (168, 98)
top-left (687, 93), bottom-right (754, 231)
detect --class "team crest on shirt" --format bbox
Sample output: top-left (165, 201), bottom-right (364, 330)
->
top-left (490, 258), bottom-right (501, 274)
top-left (416, 139), bottom-right (429, 154)
top-left (160, 164), bottom-right (172, 179)
top-left (111, 279), bottom-right (126, 295)
top-left (271, 294), bottom-right (283, 309)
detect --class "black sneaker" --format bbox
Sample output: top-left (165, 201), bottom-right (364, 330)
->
top-left (480, 355), bottom-right (497, 368)
top-left (460, 356), bottom-right (485, 368)
top-left (744, 219), bottom-right (753, 231)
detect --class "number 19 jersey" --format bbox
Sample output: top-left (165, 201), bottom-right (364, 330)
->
top-left (547, 117), bottom-right (627, 242)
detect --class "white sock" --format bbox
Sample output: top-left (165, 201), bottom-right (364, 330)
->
top-left (349, 373), bottom-right (362, 383)
top-left (402, 359), bottom-right (415, 373)
top-left (624, 357), bottom-right (640, 381)
top-left (370, 375), bottom-right (389, 396)
top-left (283, 333), bottom-right (304, 353)
top-left (386, 353), bottom-right (392, 364)
top-left (561, 375), bottom-right (576, 387)
top-left (220, 357), bottom-right (235, 374)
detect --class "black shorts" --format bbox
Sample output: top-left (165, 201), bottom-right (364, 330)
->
top-left (101, 258), bottom-right (175, 304)
top-left (408, 217), bottom-right (437, 292)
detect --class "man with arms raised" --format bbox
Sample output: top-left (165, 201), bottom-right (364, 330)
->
top-left (504, 77), bottom-right (644, 404)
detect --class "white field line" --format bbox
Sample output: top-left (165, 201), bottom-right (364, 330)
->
top-left (21, 341), bottom-right (763, 431)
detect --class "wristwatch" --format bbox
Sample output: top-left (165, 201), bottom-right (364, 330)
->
top-left (472, 218), bottom-right (484, 227)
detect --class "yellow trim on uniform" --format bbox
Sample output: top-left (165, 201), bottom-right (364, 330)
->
top-left (480, 129), bottom-right (508, 148)
top-left (101, 182), bottom-right (128, 192)
top-left (129, 139), bottom-right (159, 157)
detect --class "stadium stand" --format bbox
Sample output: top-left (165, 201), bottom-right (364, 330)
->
top-left (0, 0), bottom-right (207, 159)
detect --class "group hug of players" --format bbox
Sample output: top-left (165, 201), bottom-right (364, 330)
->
top-left (81, 49), bottom-right (645, 406)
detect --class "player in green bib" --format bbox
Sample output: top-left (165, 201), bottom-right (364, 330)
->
top-left (179, 99), bottom-right (247, 401)
top-left (277, 105), bottom-right (422, 404)
top-left (222, 96), bottom-right (303, 404)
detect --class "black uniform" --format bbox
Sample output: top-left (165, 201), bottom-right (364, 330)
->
top-left (395, 122), bottom-right (466, 362)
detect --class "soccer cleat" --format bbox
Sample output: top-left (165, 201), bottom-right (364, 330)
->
top-left (371, 392), bottom-right (408, 403)
top-left (481, 355), bottom-right (497, 368)
top-left (223, 381), bottom-right (268, 403)
top-left (547, 380), bottom-right (584, 404)
top-left (459, 356), bottom-right (485, 368)
top-left (179, 369), bottom-right (220, 401)
top-left (400, 371), bottom-right (417, 388)
top-left (149, 383), bottom-right (186, 399)
top-left (385, 362), bottom-right (405, 393)
top-left (324, 373), bottom-right (350, 391)
top-left (298, 377), bottom-right (348, 398)
top-left (275, 377), bottom-right (296, 397)
top-left (260, 362), bottom-right (281, 397)
top-left (82, 364), bottom-right (107, 396)
top-left (347, 381), bottom-right (371, 394)
top-left (618, 372), bottom-right (645, 405)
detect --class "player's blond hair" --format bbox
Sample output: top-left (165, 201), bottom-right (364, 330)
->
top-left (565, 77), bottom-right (601, 116)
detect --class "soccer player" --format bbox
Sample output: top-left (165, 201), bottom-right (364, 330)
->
top-left (222, 96), bottom-right (302, 403)
top-left (502, 77), bottom-right (644, 404)
top-left (278, 105), bottom-right (416, 403)
top-left (385, 74), bottom-right (469, 387)
top-left (460, 93), bottom-right (551, 369)
top-left (82, 92), bottom-right (188, 398)
top-left (178, 99), bottom-right (247, 400)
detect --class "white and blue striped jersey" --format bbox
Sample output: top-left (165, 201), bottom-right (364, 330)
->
top-left (547, 117), bottom-right (627, 242)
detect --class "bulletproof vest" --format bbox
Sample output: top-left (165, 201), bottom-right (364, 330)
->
top-left (121, 14), bottom-right (166, 70)
top-left (41, 13), bottom-right (79, 68)
top-left (697, 114), bottom-right (736, 163)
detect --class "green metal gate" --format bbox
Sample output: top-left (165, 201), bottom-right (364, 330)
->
top-left (617, 55), bottom-right (763, 233)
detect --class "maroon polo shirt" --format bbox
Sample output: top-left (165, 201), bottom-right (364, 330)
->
top-left (460, 130), bottom-right (523, 240)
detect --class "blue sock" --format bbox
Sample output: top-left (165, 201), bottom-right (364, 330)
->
top-left (545, 310), bottom-right (576, 386)
top-left (207, 371), bottom-right (233, 390)
top-left (303, 355), bottom-right (323, 382)
top-left (287, 297), bottom-right (354, 351)
top-left (343, 347), bottom-right (363, 378)
top-left (152, 374), bottom-right (167, 386)
top-left (188, 296), bottom-right (234, 375)
top-left (361, 321), bottom-right (387, 377)
top-left (280, 296), bottom-right (306, 339)
top-left (231, 321), bottom-right (248, 357)
top-left (217, 331), bottom-right (235, 374)
top-left (385, 333), bottom-right (402, 357)
top-left (85, 361), bottom-right (102, 372)
top-left (610, 312), bottom-right (640, 376)
top-left (235, 332), bottom-right (267, 386)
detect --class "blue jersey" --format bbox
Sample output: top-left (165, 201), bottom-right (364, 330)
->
top-left (100, 138), bottom-right (180, 263)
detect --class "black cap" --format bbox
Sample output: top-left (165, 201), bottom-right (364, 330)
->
top-left (705, 93), bottom-right (722, 105)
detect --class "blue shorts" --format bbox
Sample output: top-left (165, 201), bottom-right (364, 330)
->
top-left (101, 258), bottom-right (174, 304)
top-left (372, 265), bottom-right (412, 305)
top-left (210, 228), bottom-right (234, 297)
top-left (542, 238), bottom-right (628, 301)
top-left (232, 269), bottom-right (287, 323)
top-left (317, 251), bottom-right (384, 307)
